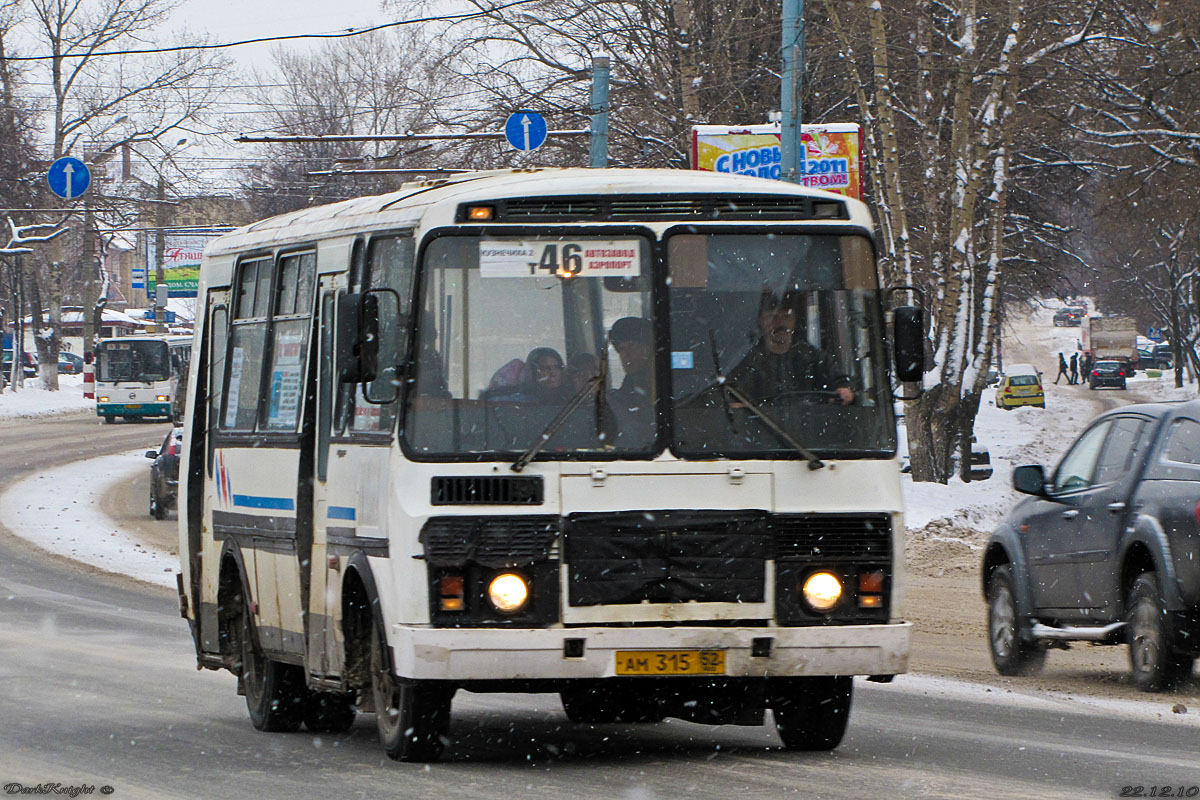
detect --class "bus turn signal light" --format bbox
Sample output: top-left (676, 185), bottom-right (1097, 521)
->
top-left (439, 575), bottom-right (465, 611)
top-left (466, 205), bottom-right (494, 221)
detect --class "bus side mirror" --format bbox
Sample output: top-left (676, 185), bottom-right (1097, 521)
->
top-left (336, 292), bottom-right (377, 384)
top-left (892, 305), bottom-right (926, 383)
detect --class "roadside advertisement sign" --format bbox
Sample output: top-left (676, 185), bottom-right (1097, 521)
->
top-left (690, 122), bottom-right (863, 200)
top-left (138, 233), bottom-right (221, 297)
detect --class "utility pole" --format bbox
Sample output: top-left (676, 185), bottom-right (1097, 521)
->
top-left (780, 0), bottom-right (807, 184)
top-left (589, 55), bottom-right (610, 168)
top-left (154, 176), bottom-right (167, 333)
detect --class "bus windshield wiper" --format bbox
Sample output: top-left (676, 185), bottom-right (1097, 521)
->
top-left (708, 337), bottom-right (824, 470)
top-left (511, 341), bottom-right (612, 473)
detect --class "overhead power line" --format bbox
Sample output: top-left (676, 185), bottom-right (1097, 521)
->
top-left (4, 0), bottom-right (543, 62)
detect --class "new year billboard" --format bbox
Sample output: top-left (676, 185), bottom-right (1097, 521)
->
top-left (137, 233), bottom-right (221, 297)
top-left (690, 122), bottom-right (862, 200)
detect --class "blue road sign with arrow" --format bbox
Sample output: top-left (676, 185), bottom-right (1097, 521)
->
top-left (504, 111), bottom-right (548, 151)
top-left (47, 157), bottom-right (91, 200)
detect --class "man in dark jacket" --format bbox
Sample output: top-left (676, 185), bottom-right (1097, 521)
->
top-left (727, 291), bottom-right (854, 405)
top-left (1055, 352), bottom-right (1069, 384)
top-left (1068, 352), bottom-right (1079, 385)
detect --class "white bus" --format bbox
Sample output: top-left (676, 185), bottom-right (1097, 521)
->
top-left (95, 334), bottom-right (192, 423)
top-left (177, 168), bottom-right (926, 761)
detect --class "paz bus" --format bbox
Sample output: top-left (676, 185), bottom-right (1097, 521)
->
top-left (94, 334), bottom-right (191, 423)
top-left (176, 168), bottom-right (926, 761)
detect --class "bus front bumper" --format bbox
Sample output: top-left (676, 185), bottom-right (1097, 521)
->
top-left (388, 622), bottom-right (912, 681)
top-left (97, 402), bottom-right (170, 417)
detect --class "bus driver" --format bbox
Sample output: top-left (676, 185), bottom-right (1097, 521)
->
top-left (726, 290), bottom-right (855, 406)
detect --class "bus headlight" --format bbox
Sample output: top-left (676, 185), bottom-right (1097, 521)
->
top-left (487, 573), bottom-right (529, 613)
top-left (98, 396), bottom-right (109, 402)
top-left (156, 395), bottom-right (168, 402)
top-left (801, 571), bottom-right (843, 612)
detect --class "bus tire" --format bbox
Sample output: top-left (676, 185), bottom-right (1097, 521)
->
top-left (303, 692), bottom-right (356, 733)
top-left (102, 416), bottom-right (115, 424)
top-left (240, 605), bottom-right (305, 732)
top-left (370, 624), bottom-right (451, 761)
top-left (771, 676), bottom-right (852, 751)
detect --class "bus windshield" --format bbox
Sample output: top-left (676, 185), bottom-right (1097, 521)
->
top-left (668, 232), bottom-right (894, 456)
top-left (405, 233), bottom-right (656, 458)
top-left (96, 339), bottom-right (171, 383)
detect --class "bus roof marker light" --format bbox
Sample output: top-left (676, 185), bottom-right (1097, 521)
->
top-left (467, 205), bottom-right (494, 221)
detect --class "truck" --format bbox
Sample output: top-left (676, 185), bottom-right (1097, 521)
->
top-left (1081, 315), bottom-right (1138, 369)
top-left (983, 401), bottom-right (1200, 691)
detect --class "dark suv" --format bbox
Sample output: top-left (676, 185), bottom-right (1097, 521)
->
top-left (983, 402), bottom-right (1200, 691)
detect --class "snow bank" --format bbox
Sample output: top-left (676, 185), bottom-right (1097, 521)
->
top-left (0, 449), bottom-right (176, 588)
top-left (0, 374), bottom-right (93, 420)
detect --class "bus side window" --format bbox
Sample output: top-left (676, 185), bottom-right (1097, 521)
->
top-left (334, 240), bottom-right (367, 436)
top-left (208, 305), bottom-right (228, 471)
top-left (223, 257), bottom-right (272, 430)
top-left (260, 252), bottom-right (317, 432)
top-left (348, 234), bottom-right (414, 435)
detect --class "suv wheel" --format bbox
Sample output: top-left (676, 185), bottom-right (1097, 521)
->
top-left (1127, 572), bottom-right (1193, 692)
top-left (986, 564), bottom-right (1046, 676)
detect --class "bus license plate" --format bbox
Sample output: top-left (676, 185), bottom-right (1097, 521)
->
top-left (124, 404), bottom-right (142, 409)
top-left (615, 650), bottom-right (725, 676)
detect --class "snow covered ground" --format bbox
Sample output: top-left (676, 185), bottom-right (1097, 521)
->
top-left (0, 373), bottom-right (93, 419)
top-left (901, 305), bottom-right (1196, 534)
top-left (0, 449), bottom-right (177, 588)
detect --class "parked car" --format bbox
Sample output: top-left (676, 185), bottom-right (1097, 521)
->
top-left (1088, 359), bottom-right (1127, 390)
top-left (983, 401), bottom-right (1200, 690)
top-left (995, 364), bottom-right (1045, 409)
top-left (57, 351), bottom-right (84, 374)
top-left (1, 348), bottom-right (38, 378)
top-left (146, 426), bottom-right (183, 520)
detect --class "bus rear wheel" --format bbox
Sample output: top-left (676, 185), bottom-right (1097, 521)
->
top-left (771, 676), bottom-right (852, 751)
top-left (369, 625), bottom-right (451, 762)
top-left (240, 605), bottom-right (305, 732)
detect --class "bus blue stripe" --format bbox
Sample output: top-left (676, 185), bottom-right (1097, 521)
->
top-left (232, 494), bottom-right (295, 511)
top-left (328, 506), bottom-right (356, 521)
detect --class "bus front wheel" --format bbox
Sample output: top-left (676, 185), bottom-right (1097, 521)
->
top-left (770, 676), bottom-right (852, 751)
top-left (369, 625), bottom-right (451, 762)
top-left (240, 604), bottom-right (305, 732)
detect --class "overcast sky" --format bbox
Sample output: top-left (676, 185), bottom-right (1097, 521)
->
top-left (173, 0), bottom-right (392, 75)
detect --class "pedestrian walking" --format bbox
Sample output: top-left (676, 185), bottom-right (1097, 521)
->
top-left (1055, 352), bottom-right (1069, 384)
top-left (1069, 353), bottom-right (1079, 385)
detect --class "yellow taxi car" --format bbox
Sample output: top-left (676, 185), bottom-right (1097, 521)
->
top-left (995, 364), bottom-right (1045, 409)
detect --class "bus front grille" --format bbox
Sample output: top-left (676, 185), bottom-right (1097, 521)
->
top-left (421, 515), bottom-right (560, 567)
top-left (773, 514), bottom-right (893, 562)
top-left (430, 475), bottom-right (544, 505)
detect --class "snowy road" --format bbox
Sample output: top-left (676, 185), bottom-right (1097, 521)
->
top-left (1, 415), bottom-right (1198, 797)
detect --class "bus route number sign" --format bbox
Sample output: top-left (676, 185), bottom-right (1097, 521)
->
top-left (480, 240), bottom-right (641, 279)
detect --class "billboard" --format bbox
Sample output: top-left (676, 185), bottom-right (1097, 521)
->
top-left (690, 122), bottom-right (863, 200)
top-left (137, 233), bottom-right (222, 297)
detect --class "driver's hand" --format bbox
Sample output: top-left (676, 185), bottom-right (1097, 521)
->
top-left (835, 387), bottom-right (854, 405)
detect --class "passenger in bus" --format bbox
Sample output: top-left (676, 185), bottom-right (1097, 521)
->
top-left (727, 290), bottom-right (854, 406)
top-left (489, 347), bottom-right (574, 404)
top-left (608, 317), bottom-right (656, 444)
top-left (609, 317), bottom-right (654, 409)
